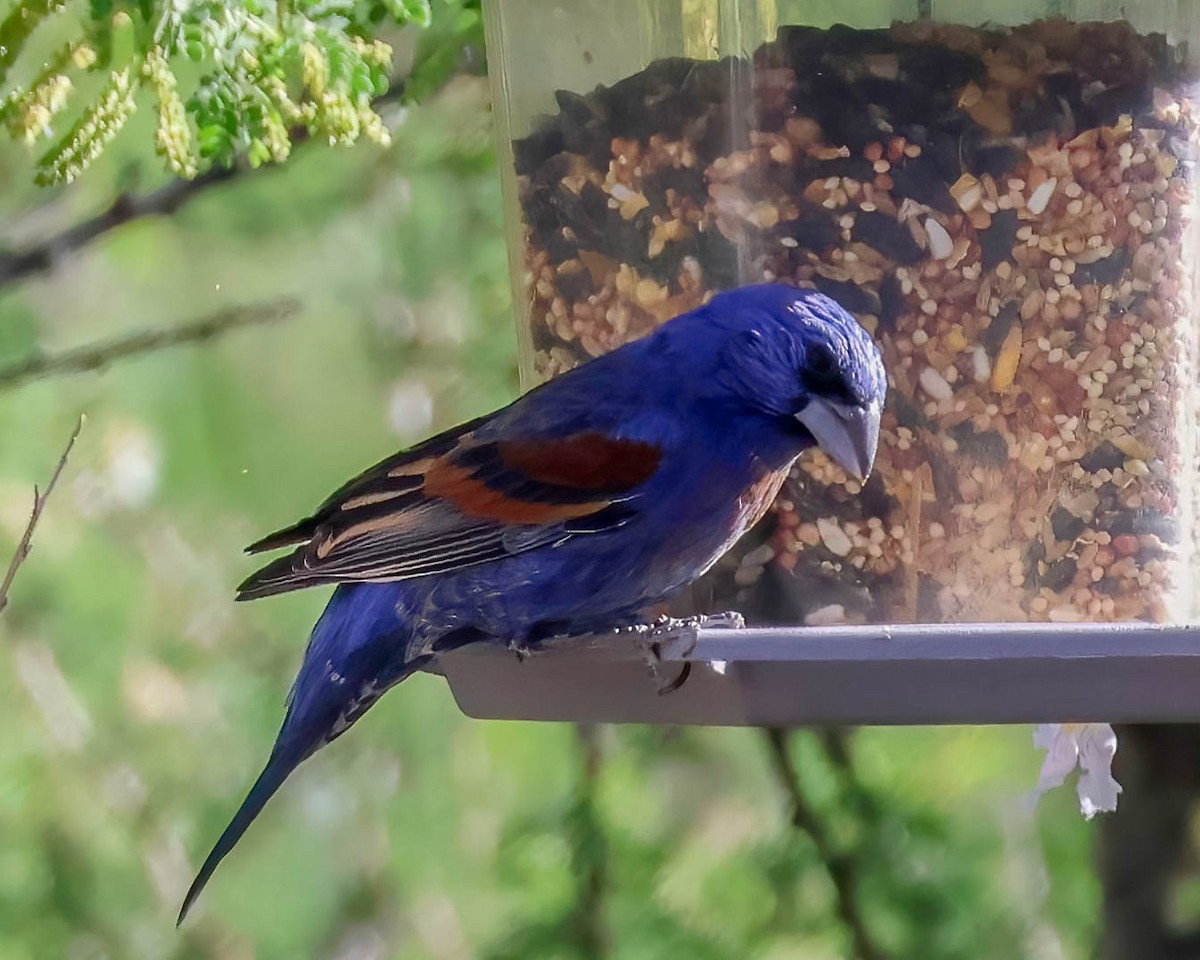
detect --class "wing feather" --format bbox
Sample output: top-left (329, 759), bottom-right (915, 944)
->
top-left (236, 425), bottom-right (665, 600)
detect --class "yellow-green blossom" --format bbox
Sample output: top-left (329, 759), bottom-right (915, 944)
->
top-left (5, 74), bottom-right (72, 144)
top-left (358, 103), bottom-right (391, 147)
top-left (260, 74), bottom-right (306, 125)
top-left (300, 42), bottom-right (329, 98)
top-left (318, 90), bottom-right (359, 145)
top-left (350, 36), bottom-right (393, 73)
top-left (37, 66), bottom-right (137, 185)
top-left (71, 44), bottom-right (97, 70)
top-left (261, 109), bottom-right (291, 163)
top-left (143, 48), bottom-right (198, 179)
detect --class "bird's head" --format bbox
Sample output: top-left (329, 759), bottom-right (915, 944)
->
top-left (683, 284), bottom-right (887, 480)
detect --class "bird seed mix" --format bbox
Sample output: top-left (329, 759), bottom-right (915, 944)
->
top-left (510, 19), bottom-right (1200, 625)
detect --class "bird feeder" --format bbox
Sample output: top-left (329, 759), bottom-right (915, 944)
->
top-left (449, 0), bottom-right (1200, 724)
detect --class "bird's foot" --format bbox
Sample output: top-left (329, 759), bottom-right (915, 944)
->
top-left (505, 612), bottom-right (745, 693)
top-left (620, 612), bottom-right (745, 695)
top-left (506, 637), bottom-right (539, 662)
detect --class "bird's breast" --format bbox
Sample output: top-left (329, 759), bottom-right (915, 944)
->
top-left (655, 458), bottom-right (793, 590)
top-left (722, 462), bottom-right (791, 549)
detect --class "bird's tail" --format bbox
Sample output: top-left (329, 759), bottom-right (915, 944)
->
top-left (176, 742), bottom-right (303, 925)
top-left (178, 582), bottom-right (424, 924)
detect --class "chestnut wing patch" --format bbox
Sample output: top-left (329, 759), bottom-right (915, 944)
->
top-left (237, 430), bottom-right (664, 600)
top-left (496, 434), bottom-right (663, 493)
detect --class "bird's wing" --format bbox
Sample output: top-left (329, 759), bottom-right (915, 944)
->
top-left (236, 420), bottom-right (665, 600)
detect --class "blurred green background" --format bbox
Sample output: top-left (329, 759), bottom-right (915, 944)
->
top-left (0, 4), bottom-right (1114, 959)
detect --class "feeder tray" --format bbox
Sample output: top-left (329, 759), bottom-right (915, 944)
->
top-left (439, 623), bottom-right (1200, 726)
top-left (475, 5), bottom-right (1200, 731)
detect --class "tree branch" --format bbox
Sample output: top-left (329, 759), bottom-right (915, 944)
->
top-left (568, 723), bottom-right (609, 960)
top-left (0, 298), bottom-right (300, 390)
top-left (0, 167), bottom-right (240, 288)
top-left (0, 79), bottom-right (414, 293)
top-left (0, 415), bottom-right (84, 616)
top-left (763, 728), bottom-right (889, 960)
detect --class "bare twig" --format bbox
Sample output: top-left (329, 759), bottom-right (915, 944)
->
top-left (763, 728), bottom-right (889, 960)
top-left (0, 415), bottom-right (84, 616)
top-left (0, 298), bottom-right (300, 390)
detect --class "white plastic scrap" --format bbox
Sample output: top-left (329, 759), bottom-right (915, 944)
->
top-left (1030, 723), bottom-right (1122, 819)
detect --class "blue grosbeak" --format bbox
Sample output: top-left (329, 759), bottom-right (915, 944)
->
top-left (178, 283), bottom-right (886, 921)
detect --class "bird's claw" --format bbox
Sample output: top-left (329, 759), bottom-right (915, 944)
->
top-left (505, 612), bottom-right (746, 694)
top-left (620, 612), bottom-right (745, 695)
top-left (678, 611), bottom-right (746, 632)
top-left (507, 638), bottom-right (538, 662)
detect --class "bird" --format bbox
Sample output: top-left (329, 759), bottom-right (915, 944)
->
top-left (177, 283), bottom-right (886, 923)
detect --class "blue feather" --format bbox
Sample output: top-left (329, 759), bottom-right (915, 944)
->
top-left (178, 583), bottom-right (427, 923)
top-left (180, 283), bottom-right (887, 920)
top-left (176, 743), bottom-right (299, 925)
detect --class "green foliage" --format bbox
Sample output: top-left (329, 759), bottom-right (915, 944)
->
top-left (0, 0), bottom-right (480, 184)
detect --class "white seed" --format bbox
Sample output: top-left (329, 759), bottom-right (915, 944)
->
top-left (925, 217), bottom-right (954, 259)
top-left (734, 565), bottom-right (763, 586)
top-left (1027, 177), bottom-right (1057, 215)
top-left (1048, 606), bottom-right (1085, 622)
top-left (805, 604), bottom-right (848, 626)
top-left (741, 543), bottom-right (777, 567)
top-left (817, 518), bottom-right (853, 557)
top-left (919, 366), bottom-right (954, 401)
top-left (972, 346), bottom-right (991, 382)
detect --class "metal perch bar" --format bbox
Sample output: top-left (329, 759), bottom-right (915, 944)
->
top-left (439, 622), bottom-right (1200, 727)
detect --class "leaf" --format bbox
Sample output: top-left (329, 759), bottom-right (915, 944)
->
top-left (384, 0), bottom-right (433, 28)
top-left (247, 138), bottom-right (270, 168)
top-left (350, 62), bottom-right (373, 98)
top-left (325, 36), bottom-right (352, 85)
top-left (196, 123), bottom-right (231, 160)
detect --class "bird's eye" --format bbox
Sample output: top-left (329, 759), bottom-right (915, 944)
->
top-left (803, 341), bottom-right (857, 404)
top-left (806, 343), bottom-right (837, 380)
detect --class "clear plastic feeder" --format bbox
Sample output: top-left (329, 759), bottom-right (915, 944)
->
top-left (483, 1), bottom-right (1200, 630)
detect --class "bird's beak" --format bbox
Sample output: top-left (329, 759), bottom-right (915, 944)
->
top-left (796, 398), bottom-right (881, 481)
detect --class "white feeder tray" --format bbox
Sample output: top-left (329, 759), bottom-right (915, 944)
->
top-left (438, 622), bottom-right (1200, 726)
